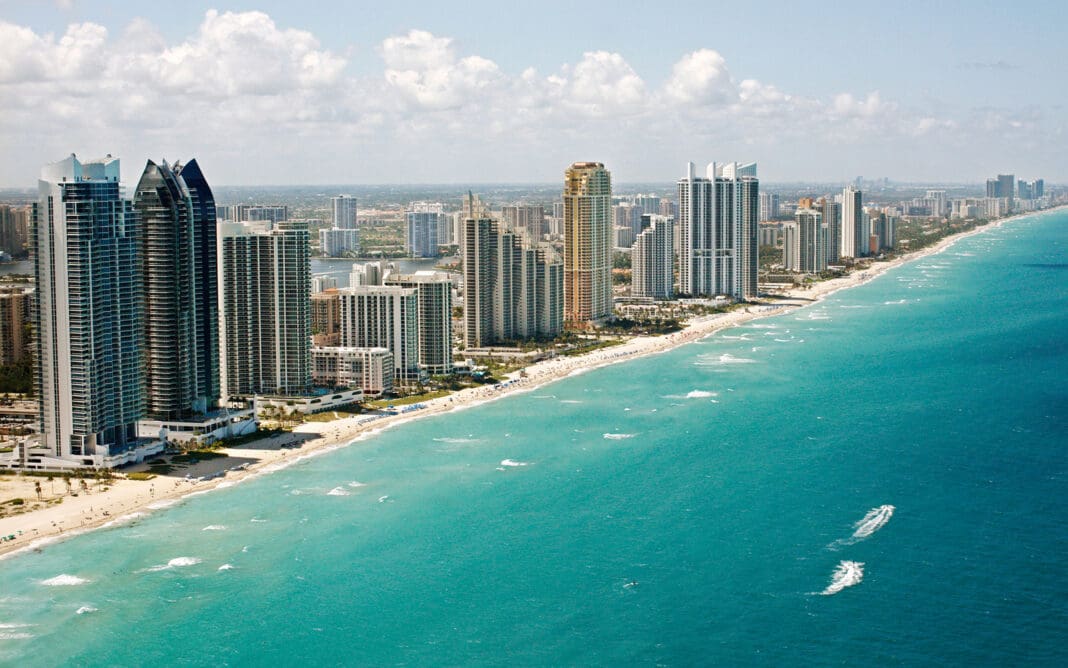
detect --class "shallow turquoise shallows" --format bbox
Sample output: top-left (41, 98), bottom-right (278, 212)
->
top-left (2, 211), bottom-right (1066, 666)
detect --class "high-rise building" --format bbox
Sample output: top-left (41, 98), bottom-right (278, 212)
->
top-left (337, 285), bottom-right (421, 384)
top-left (501, 205), bottom-right (546, 241)
top-left (563, 162), bottom-right (613, 325)
top-left (311, 346), bottom-right (394, 396)
top-left (133, 159), bottom-right (220, 419)
top-left (406, 202), bottom-right (444, 258)
top-left (759, 192), bottom-right (780, 222)
top-left (331, 195), bottom-right (358, 230)
top-left (677, 161), bottom-right (760, 299)
top-left (464, 193), bottom-right (563, 347)
top-left (311, 289), bottom-right (341, 346)
top-left (229, 204), bottom-right (288, 225)
top-left (34, 154), bottom-right (146, 465)
top-left (635, 194), bottom-right (661, 216)
top-left (385, 271), bottom-right (454, 376)
top-left (783, 208), bottom-right (826, 273)
top-left (0, 205), bottom-right (31, 257)
top-left (631, 215), bottom-right (674, 300)
top-left (350, 260), bottom-right (395, 287)
top-left (219, 221), bottom-right (310, 398)
top-left (319, 227), bottom-right (360, 257)
top-left (997, 174), bottom-right (1015, 211)
top-left (0, 285), bottom-right (32, 366)
top-left (820, 198), bottom-right (841, 264)
top-left (839, 186), bottom-right (864, 259)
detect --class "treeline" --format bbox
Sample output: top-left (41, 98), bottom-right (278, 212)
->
top-left (0, 357), bottom-right (33, 395)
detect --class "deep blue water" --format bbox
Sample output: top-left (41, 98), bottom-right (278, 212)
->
top-left (2, 211), bottom-right (1066, 665)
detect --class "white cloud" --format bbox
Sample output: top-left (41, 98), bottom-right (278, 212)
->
top-left (0, 12), bottom-right (1055, 184)
top-left (663, 49), bottom-right (734, 105)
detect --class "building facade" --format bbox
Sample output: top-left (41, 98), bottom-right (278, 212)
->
top-left (464, 195), bottom-right (563, 348)
top-left (406, 202), bottom-right (445, 258)
top-left (33, 155), bottom-right (145, 465)
top-left (311, 346), bottom-right (394, 396)
top-left (219, 221), bottom-right (311, 398)
top-left (385, 271), bottom-right (454, 376)
top-left (133, 159), bottom-right (220, 420)
top-left (839, 186), bottom-right (864, 259)
top-left (331, 195), bottom-right (357, 229)
top-left (338, 286), bottom-right (421, 384)
top-left (783, 208), bottom-right (826, 273)
top-left (631, 215), bottom-right (674, 300)
top-left (677, 161), bottom-right (759, 299)
top-left (563, 162), bottom-right (612, 326)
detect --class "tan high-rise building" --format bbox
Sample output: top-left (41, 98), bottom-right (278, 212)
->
top-left (563, 162), bottom-right (612, 326)
top-left (0, 284), bottom-right (33, 366)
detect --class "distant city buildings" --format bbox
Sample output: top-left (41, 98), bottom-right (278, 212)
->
top-left (219, 204), bottom-right (288, 225)
top-left (319, 194), bottom-right (360, 257)
top-left (631, 215), bottom-right (674, 300)
top-left (677, 161), bottom-right (759, 299)
top-left (219, 220), bottom-right (311, 398)
top-left (501, 205), bottom-right (546, 241)
top-left (563, 162), bottom-right (613, 325)
top-left (759, 192), bottom-right (780, 222)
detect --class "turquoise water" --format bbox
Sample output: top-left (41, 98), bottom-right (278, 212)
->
top-left (2, 211), bottom-right (1066, 665)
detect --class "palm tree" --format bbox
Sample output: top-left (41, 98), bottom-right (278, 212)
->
top-left (34, 481), bottom-right (42, 501)
top-left (46, 475), bottom-right (55, 496)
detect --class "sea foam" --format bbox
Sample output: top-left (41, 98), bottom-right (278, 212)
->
top-left (821, 560), bottom-right (865, 595)
top-left (40, 574), bottom-right (89, 586)
top-left (327, 487), bottom-right (351, 496)
top-left (144, 557), bottom-right (202, 572)
top-left (685, 390), bottom-right (716, 398)
top-left (500, 459), bottom-right (529, 467)
top-left (603, 433), bottom-right (635, 440)
top-left (202, 525), bottom-right (227, 531)
top-left (75, 606), bottom-right (98, 615)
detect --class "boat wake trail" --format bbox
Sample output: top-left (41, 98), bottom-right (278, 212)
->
top-left (819, 560), bottom-right (864, 595)
top-left (829, 504), bottom-right (895, 549)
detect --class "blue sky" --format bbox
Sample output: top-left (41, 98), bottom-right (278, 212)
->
top-left (1, 0), bottom-right (1064, 185)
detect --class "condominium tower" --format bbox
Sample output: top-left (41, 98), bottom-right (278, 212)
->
top-left (563, 162), bottom-right (612, 325)
top-left (677, 161), bottom-right (759, 299)
top-left (464, 194), bottom-right (563, 347)
top-left (783, 208), bottom-right (826, 273)
top-left (385, 271), bottom-right (454, 376)
top-left (839, 186), bottom-right (864, 259)
top-left (218, 221), bottom-right (311, 397)
top-left (133, 159), bottom-right (219, 419)
top-left (33, 154), bottom-right (144, 464)
top-left (631, 215), bottom-right (674, 300)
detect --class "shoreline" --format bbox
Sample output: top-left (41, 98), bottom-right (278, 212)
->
top-left (1, 205), bottom-right (1063, 560)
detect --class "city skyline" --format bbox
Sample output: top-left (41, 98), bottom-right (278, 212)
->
top-left (1, 2), bottom-right (1065, 187)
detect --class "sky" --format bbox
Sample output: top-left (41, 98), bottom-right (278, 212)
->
top-left (0, 0), bottom-right (1064, 186)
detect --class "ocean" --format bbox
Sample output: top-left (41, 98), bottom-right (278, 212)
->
top-left (1, 210), bottom-right (1066, 665)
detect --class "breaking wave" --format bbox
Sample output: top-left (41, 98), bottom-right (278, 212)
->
top-left (603, 433), bottom-right (635, 440)
top-left (144, 557), bottom-right (202, 572)
top-left (202, 525), bottom-right (227, 531)
top-left (820, 560), bottom-right (865, 595)
top-left (685, 390), bottom-right (716, 398)
top-left (327, 486), bottom-right (351, 496)
top-left (432, 437), bottom-right (479, 444)
top-left (500, 459), bottom-right (529, 467)
top-left (347, 481), bottom-right (366, 488)
top-left (41, 574), bottom-right (89, 586)
top-left (218, 564), bottom-right (234, 571)
top-left (696, 353), bottom-right (757, 366)
top-left (76, 606), bottom-right (98, 615)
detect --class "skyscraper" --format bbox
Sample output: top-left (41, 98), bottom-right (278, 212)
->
top-left (133, 159), bottom-right (220, 419)
top-left (821, 198), bottom-right (841, 264)
top-left (34, 154), bottom-right (146, 465)
top-left (337, 285), bottom-right (421, 384)
top-left (385, 271), bottom-right (454, 376)
top-left (677, 161), bottom-right (760, 299)
top-left (783, 208), bottom-right (826, 273)
top-left (840, 185), bottom-right (864, 259)
top-left (563, 162), bottom-right (612, 325)
top-left (331, 195), bottom-right (358, 230)
top-left (406, 202), bottom-right (444, 258)
top-left (219, 221), bottom-right (311, 398)
top-left (631, 215), bottom-right (674, 300)
top-left (463, 193), bottom-right (563, 347)
top-left (997, 174), bottom-right (1015, 211)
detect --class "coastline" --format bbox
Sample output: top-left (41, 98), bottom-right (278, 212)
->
top-left (1, 205), bottom-right (1063, 560)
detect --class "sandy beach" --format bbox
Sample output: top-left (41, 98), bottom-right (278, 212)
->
top-left (0, 206), bottom-right (1061, 559)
